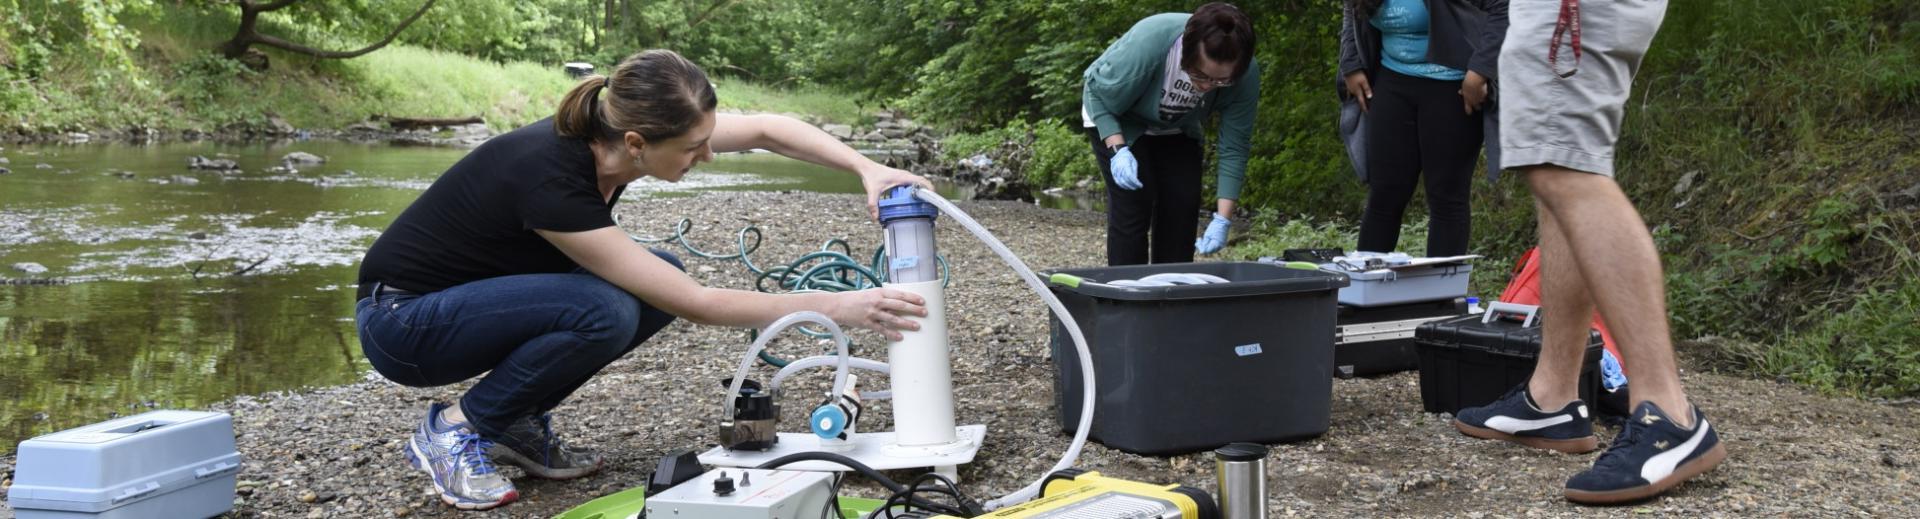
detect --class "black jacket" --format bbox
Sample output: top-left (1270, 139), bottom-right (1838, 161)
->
top-left (1337, 0), bottom-right (1509, 181)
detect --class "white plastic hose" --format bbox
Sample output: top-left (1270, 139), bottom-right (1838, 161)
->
top-left (911, 188), bottom-right (1096, 510)
top-left (723, 312), bottom-right (853, 421)
top-left (1109, 272), bottom-right (1230, 287)
top-left (770, 355), bottom-right (895, 401)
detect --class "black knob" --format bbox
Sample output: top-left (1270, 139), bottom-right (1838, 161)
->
top-left (713, 472), bottom-right (736, 496)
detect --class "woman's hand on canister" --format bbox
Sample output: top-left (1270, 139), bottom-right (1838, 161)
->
top-left (1344, 71), bottom-right (1372, 112)
top-left (829, 288), bottom-right (928, 341)
top-left (860, 165), bottom-right (936, 221)
top-left (1461, 71), bottom-right (1489, 114)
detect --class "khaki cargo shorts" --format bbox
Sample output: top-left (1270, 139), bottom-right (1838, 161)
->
top-left (1499, 0), bottom-right (1669, 177)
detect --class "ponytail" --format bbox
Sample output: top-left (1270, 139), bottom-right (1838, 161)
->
top-left (552, 50), bottom-right (717, 144)
top-left (554, 75), bottom-right (610, 139)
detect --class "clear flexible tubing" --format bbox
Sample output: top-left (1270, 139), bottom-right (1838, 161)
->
top-left (771, 355), bottom-right (894, 401)
top-left (723, 312), bottom-right (854, 420)
top-left (910, 188), bottom-right (1094, 510)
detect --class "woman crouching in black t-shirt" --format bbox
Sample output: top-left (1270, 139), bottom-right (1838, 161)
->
top-left (352, 49), bottom-right (933, 510)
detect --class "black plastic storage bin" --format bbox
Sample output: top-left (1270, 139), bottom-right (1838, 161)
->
top-left (1045, 261), bottom-right (1349, 455)
top-left (1335, 298), bottom-right (1467, 377)
top-left (1414, 309), bottom-right (1604, 414)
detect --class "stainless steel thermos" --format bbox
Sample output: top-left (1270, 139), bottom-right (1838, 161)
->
top-left (1214, 442), bottom-right (1269, 519)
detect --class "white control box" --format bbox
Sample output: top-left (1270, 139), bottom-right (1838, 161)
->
top-left (640, 468), bottom-right (835, 519)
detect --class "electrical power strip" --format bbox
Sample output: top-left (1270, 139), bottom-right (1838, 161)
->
top-left (638, 468), bottom-right (836, 519)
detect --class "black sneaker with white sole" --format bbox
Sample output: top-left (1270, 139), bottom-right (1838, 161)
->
top-left (1454, 384), bottom-right (1600, 454)
top-left (1564, 401), bottom-right (1727, 505)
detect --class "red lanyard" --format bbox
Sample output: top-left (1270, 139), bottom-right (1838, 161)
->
top-left (1550, 0), bottom-right (1582, 78)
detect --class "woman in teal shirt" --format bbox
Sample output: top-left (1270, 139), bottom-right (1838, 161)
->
top-left (1082, 2), bottom-right (1260, 265)
top-left (1338, 0), bottom-right (1507, 256)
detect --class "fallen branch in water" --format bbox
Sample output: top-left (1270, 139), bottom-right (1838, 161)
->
top-left (378, 115), bottom-right (484, 131)
top-left (230, 256), bottom-right (271, 277)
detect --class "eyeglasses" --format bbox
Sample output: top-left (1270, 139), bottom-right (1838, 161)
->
top-left (1186, 68), bottom-right (1235, 88)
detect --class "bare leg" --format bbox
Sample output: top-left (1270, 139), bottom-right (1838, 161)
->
top-left (1525, 165), bottom-right (1692, 428)
top-left (1526, 196), bottom-right (1597, 411)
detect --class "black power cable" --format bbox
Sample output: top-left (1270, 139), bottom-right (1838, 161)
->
top-left (752, 451), bottom-right (972, 517)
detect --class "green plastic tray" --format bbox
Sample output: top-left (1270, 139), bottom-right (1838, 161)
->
top-left (552, 487), bottom-right (886, 519)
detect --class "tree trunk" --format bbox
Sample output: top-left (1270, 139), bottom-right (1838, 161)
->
top-left (603, 0), bottom-right (615, 33)
top-left (217, 0), bottom-right (438, 65)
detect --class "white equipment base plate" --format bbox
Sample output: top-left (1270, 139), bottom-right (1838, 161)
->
top-left (698, 425), bottom-right (986, 476)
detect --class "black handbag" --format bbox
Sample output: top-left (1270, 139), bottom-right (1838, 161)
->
top-left (1339, 91), bottom-right (1369, 185)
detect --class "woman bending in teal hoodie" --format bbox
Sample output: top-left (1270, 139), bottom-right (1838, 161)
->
top-left (1082, 2), bottom-right (1260, 265)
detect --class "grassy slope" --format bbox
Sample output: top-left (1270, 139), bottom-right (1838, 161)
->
top-left (0, 9), bottom-right (865, 134)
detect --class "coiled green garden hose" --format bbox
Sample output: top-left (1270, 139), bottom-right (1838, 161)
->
top-left (623, 217), bottom-right (948, 367)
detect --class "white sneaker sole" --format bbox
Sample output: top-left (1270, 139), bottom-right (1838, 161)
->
top-left (1455, 420), bottom-right (1600, 454)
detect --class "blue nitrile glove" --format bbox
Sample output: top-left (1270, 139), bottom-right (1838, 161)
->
top-left (1195, 213), bottom-right (1231, 254)
top-left (1600, 349), bottom-right (1628, 390)
top-left (1109, 146), bottom-right (1142, 190)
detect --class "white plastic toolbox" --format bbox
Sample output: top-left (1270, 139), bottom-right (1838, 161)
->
top-left (1329, 255), bottom-right (1476, 307)
top-left (7, 410), bottom-right (242, 519)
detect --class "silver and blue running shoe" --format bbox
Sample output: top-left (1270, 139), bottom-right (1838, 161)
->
top-left (404, 402), bottom-right (518, 510)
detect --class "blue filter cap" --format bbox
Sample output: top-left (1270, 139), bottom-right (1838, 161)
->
top-left (809, 404), bottom-right (848, 439)
top-left (877, 185), bottom-right (938, 224)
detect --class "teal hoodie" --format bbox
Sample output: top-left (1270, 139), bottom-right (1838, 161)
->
top-left (1083, 13), bottom-right (1262, 201)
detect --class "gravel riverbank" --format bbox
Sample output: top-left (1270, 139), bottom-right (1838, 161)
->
top-left (3, 191), bottom-right (1916, 518)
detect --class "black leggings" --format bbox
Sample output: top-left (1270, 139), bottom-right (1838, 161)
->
top-left (1090, 131), bottom-right (1204, 265)
top-left (1357, 67), bottom-right (1484, 257)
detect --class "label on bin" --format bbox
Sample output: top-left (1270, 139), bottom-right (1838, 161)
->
top-left (890, 256), bottom-right (920, 270)
top-left (1234, 343), bottom-right (1263, 356)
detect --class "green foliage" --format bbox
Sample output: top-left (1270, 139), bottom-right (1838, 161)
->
top-left (712, 79), bottom-right (870, 126)
top-left (805, 1), bottom-right (1187, 128)
top-left (166, 53), bottom-right (262, 125)
top-left (395, 0), bottom-right (591, 64)
top-left (1219, 217), bottom-right (1367, 262)
top-left (2, 0), bottom-right (153, 80)
top-left (1785, 197), bottom-right (1864, 273)
top-left (940, 119), bottom-right (1100, 190)
top-left (0, 6), bottom-right (574, 131)
top-left (1762, 283), bottom-right (1920, 398)
top-left (1656, 224), bottom-right (1781, 342)
top-left (0, 0), bottom-right (170, 131)
top-left (1024, 122), bottom-right (1102, 189)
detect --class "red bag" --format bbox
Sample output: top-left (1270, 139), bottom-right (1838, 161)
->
top-left (1497, 247), bottom-right (1625, 373)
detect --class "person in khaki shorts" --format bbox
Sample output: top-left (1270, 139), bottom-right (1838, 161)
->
top-left (1449, 0), bottom-right (1728, 504)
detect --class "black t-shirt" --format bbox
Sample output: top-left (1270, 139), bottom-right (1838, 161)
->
top-left (355, 118), bottom-right (626, 299)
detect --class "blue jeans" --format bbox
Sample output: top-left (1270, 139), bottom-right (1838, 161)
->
top-left (355, 249), bottom-right (684, 440)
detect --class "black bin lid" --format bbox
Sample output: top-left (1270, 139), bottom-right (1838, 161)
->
top-left (1214, 442), bottom-right (1269, 461)
top-left (1045, 261), bottom-right (1348, 302)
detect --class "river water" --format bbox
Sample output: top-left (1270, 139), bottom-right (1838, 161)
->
top-left (0, 139), bottom-right (1064, 453)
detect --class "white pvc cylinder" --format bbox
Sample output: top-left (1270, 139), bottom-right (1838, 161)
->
top-left (885, 278), bottom-right (956, 447)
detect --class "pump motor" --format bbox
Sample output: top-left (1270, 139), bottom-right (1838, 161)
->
top-left (717, 377), bottom-right (780, 451)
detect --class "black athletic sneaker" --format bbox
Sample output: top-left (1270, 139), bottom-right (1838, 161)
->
top-left (487, 413), bottom-right (603, 480)
top-left (1454, 384), bottom-right (1600, 454)
top-left (1564, 401), bottom-right (1727, 505)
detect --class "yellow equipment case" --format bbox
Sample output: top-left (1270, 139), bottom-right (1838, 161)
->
top-left (926, 469), bottom-right (1218, 518)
